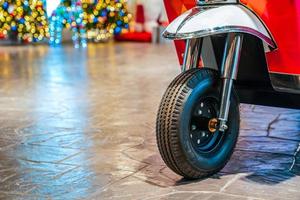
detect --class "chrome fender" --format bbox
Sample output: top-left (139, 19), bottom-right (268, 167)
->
top-left (163, 5), bottom-right (277, 51)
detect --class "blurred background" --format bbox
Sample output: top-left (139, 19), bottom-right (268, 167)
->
top-left (0, 0), bottom-right (168, 47)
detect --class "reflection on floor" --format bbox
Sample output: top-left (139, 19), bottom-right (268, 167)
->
top-left (0, 43), bottom-right (299, 200)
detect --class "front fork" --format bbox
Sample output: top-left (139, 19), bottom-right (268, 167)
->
top-left (182, 33), bottom-right (243, 132)
top-left (182, 38), bottom-right (203, 71)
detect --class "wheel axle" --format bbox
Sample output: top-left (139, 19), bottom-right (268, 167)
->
top-left (208, 118), bottom-right (218, 133)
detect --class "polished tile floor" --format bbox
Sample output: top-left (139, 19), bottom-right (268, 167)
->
top-left (0, 43), bottom-right (299, 200)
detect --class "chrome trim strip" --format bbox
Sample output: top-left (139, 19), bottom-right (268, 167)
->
top-left (239, 4), bottom-right (276, 50)
top-left (270, 73), bottom-right (300, 94)
top-left (164, 25), bottom-right (276, 50)
top-left (196, 0), bottom-right (238, 5)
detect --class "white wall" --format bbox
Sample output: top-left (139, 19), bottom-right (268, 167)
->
top-left (127, 0), bottom-right (167, 32)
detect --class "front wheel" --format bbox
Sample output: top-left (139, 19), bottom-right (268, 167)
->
top-left (156, 68), bottom-right (240, 179)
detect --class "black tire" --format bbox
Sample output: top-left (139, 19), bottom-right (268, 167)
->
top-left (156, 68), bottom-right (240, 179)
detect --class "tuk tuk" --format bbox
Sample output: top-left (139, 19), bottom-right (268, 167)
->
top-left (156, 0), bottom-right (300, 179)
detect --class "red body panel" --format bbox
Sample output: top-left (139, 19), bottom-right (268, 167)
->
top-left (163, 0), bottom-right (194, 64)
top-left (164, 0), bottom-right (300, 75)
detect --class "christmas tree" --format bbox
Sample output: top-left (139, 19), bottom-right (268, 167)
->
top-left (0, 0), bottom-right (49, 43)
top-left (59, 0), bottom-right (131, 41)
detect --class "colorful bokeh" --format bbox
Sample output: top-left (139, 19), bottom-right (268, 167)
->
top-left (0, 0), bottom-right (49, 42)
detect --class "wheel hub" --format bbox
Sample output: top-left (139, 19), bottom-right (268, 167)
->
top-left (189, 98), bottom-right (222, 152)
